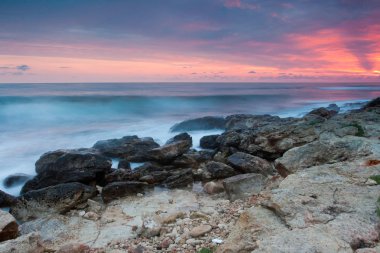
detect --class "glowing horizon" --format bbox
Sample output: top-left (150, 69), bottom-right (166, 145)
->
top-left (1, 0), bottom-right (380, 83)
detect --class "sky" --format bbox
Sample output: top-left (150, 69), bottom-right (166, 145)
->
top-left (0, 0), bottom-right (380, 83)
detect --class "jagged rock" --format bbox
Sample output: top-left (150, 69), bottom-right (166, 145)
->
top-left (202, 161), bottom-right (237, 180)
top-left (363, 97), bottom-right (380, 109)
top-left (117, 159), bottom-right (131, 170)
top-left (3, 173), bottom-right (31, 188)
top-left (0, 210), bottom-right (18, 242)
top-left (200, 134), bottom-right (220, 149)
top-left (275, 135), bottom-right (372, 176)
top-left (170, 116), bottom-right (226, 132)
top-left (307, 106), bottom-right (338, 119)
top-left (172, 150), bottom-right (213, 169)
top-left (227, 152), bottom-right (274, 176)
top-left (223, 173), bottom-right (266, 201)
top-left (11, 182), bottom-right (97, 221)
top-left (93, 135), bottom-right (159, 162)
top-left (0, 189), bottom-right (18, 208)
top-left (139, 171), bottom-right (170, 184)
top-left (105, 168), bottom-right (133, 183)
top-left (101, 181), bottom-right (147, 203)
top-left (22, 149), bottom-right (112, 193)
top-left (163, 168), bottom-right (193, 189)
top-left (0, 232), bottom-right (45, 253)
top-left (147, 133), bottom-right (192, 162)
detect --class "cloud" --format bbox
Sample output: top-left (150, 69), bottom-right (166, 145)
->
top-left (248, 70), bottom-right (256, 74)
top-left (16, 64), bottom-right (30, 71)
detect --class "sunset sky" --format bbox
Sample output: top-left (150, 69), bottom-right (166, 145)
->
top-left (1, 0), bottom-right (380, 83)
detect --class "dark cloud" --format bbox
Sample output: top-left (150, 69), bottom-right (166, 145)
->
top-left (0, 64), bottom-right (31, 75)
top-left (248, 70), bottom-right (256, 74)
top-left (16, 65), bottom-right (30, 71)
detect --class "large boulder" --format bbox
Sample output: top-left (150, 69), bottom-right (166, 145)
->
top-left (275, 135), bottom-right (372, 176)
top-left (22, 149), bottom-right (112, 193)
top-left (172, 150), bottom-right (214, 169)
top-left (147, 133), bottom-right (192, 163)
top-left (227, 152), bottom-right (274, 176)
top-left (163, 168), bottom-right (193, 189)
top-left (11, 182), bottom-right (97, 221)
top-left (201, 161), bottom-right (237, 180)
top-left (0, 190), bottom-right (18, 208)
top-left (170, 116), bottom-right (226, 132)
top-left (223, 173), bottom-right (266, 201)
top-left (200, 134), bottom-right (220, 149)
top-left (3, 173), bottom-right (31, 188)
top-left (101, 181), bottom-right (147, 203)
top-left (0, 210), bottom-right (18, 242)
top-left (92, 135), bottom-right (159, 162)
top-left (306, 106), bottom-right (338, 119)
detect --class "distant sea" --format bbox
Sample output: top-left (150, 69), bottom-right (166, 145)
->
top-left (1, 82), bottom-right (379, 195)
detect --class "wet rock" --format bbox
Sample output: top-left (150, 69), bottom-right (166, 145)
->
top-left (203, 181), bottom-right (224, 194)
top-left (147, 133), bottom-right (192, 163)
top-left (307, 107), bottom-right (338, 119)
top-left (190, 224), bottom-right (212, 237)
top-left (223, 173), bottom-right (266, 201)
top-left (200, 134), bottom-right (220, 149)
top-left (0, 232), bottom-right (45, 253)
top-left (139, 171), bottom-right (170, 184)
top-left (101, 181), bottom-right (147, 203)
top-left (105, 168), bottom-right (133, 183)
top-left (93, 135), bottom-right (159, 162)
top-left (117, 159), bottom-right (131, 170)
top-left (0, 189), bottom-right (18, 208)
top-left (22, 149), bottom-right (112, 193)
top-left (11, 182), bottom-right (97, 221)
top-left (3, 173), bottom-right (31, 188)
top-left (227, 152), bottom-right (274, 176)
top-left (0, 210), bottom-right (18, 242)
top-left (202, 161), bottom-right (237, 180)
top-left (275, 135), bottom-right (372, 176)
top-left (170, 116), bottom-right (226, 132)
top-left (363, 97), bottom-right (380, 109)
top-left (171, 150), bottom-right (213, 169)
top-left (163, 168), bottom-right (193, 189)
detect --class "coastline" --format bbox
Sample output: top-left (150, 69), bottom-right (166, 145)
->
top-left (0, 97), bottom-right (379, 252)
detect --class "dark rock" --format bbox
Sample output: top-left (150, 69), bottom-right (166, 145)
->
top-left (307, 107), bottom-right (338, 119)
top-left (223, 173), bottom-right (266, 201)
top-left (3, 173), bottom-right (32, 189)
top-left (22, 149), bottom-right (112, 193)
top-left (227, 152), bottom-right (274, 176)
top-left (0, 210), bottom-right (18, 242)
top-left (0, 189), bottom-right (18, 208)
top-left (172, 149), bottom-right (214, 169)
top-left (139, 171), bottom-right (170, 184)
top-left (200, 135), bottom-right (220, 149)
top-left (363, 97), bottom-right (380, 109)
top-left (147, 133), bottom-right (192, 163)
top-left (11, 182), bottom-right (97, 221)
top-left (117, 159), bottom-right (131, 170)
top-left (101, 181), bottom-right (147, 203)
top-left (163, 168), bottom-right (193, 189)
top-left (170, 116), bottom-right (226, 132)
top-left (133, 162), bottom-right (175, 178)
top-left (202, 161), bottom-right (237, 180)
top-left (105, 168), bottom-right (134, 183)
top-left (93, 136), bottom-right (159, 162)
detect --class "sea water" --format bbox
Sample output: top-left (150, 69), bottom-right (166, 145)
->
top-left (0, 82), bottom-right (379, 195)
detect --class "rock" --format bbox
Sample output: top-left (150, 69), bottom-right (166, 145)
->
top-left (363, 97), bottom-right (380, 109)
top-left (203, 181), bottom-right (225, 194)
top-left (56, 243), bottom-right (90, 253)
top-left (170, 116), bottom-right (226, 132)
top-left (0, 189), bottom-right (18, 208)
top-left (307, 107), bottom-right (338, 119)
top-left (160, 237), bottom-right (173, 249)
top-left (223, 173), bottom-right (266, 201)
top-left (0, 232), bottom-right (45, 253)
top-left (11, 182), bottom-right (97, 221)
top-left (117, 159), bottom-right (131, 170)
top-left (101, 181), bottom-right (147, 203)
top-left (160, 212), bottom-right (185, 224)
top-left (227, 152), bottom-right (274, 176)
top-left (172, 150), bottom-right (213, 169)
top-left (275, 135), bottom-right (372, 176)
top-left (147, 133), bottom-right (192, 163)
top-left (163, 168), bottom-right (193, 189)
top-left (0, 210), bottom-right (18, 242)
top-left (139, 171), bottom-right (170, 184)
top-left (3, 173), bottom-right (31, 188)
top-left (202, 161), bottom-right (237, 180)
top-left (83, 211), bottom-right (99, 221)
top-left (105, 168), bottom-right (133, 183)
top-left (92, 135), bottom-right (159, 162)
top-left (189, 225), bottom-right (212, 237)
top-left (22, 149), bottom-right (112, 193)
top-left (140, 217), bottom-right (162, 238)
top-left (200, 135), bottom-right (220, 149)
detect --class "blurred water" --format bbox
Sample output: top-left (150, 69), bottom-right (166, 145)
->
top-left (0, 82), bottom-right (379, 195)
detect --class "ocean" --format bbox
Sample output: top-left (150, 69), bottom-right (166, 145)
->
top-left (1, 82), bottom-right (379, 195)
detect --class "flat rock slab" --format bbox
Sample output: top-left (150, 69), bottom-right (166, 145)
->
top-left (223, 173), bottom-right (266, 201)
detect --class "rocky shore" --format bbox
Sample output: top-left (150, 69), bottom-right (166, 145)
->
top-left (0, 97), bottom-right (380, 253)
